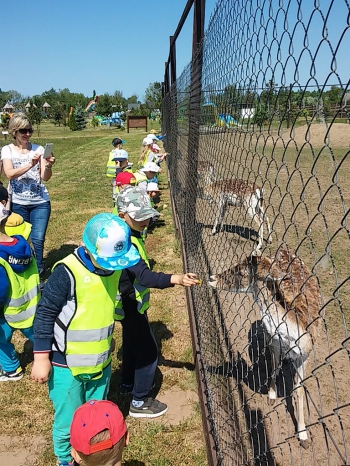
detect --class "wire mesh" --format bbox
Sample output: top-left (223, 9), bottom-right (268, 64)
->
top-left (163, 0), bottom-right (350, 464)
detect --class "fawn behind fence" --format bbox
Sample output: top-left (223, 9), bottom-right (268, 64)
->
top-left (162, 0), bottom-right (350, 464)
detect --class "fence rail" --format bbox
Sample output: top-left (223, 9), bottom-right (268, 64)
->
top-left (162, 0), bottom-right (350, 464)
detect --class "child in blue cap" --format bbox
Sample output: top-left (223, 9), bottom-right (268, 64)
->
top-left (31, 213), bottom-right (140, 466)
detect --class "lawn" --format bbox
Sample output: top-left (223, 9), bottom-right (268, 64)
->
top-left (0, 120), bottom-right (207, 466)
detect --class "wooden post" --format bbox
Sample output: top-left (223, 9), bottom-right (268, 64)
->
top-left (185, 0), bottom-right (205, 257)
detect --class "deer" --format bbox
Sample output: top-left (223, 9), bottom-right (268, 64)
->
top-left (197, 161), bottom-right (216, 200)
top-left (205, 179), bottom-right (272, 250)
top-left (208, 248), bottom-right (321, 449)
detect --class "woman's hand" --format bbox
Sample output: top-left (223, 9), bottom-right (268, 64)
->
top-left (31, 153), bottom-right (41, 166)
top-left (45, 153), bottom-right (55, 167)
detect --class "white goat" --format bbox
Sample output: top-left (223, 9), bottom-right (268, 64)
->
top-left (205, 179), bottom-right (272, 250)
top-left (209, 248), bottom-right (320, 449)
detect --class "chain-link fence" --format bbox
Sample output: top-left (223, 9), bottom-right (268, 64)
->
top-left (162, 0), bottom-right (349, 464)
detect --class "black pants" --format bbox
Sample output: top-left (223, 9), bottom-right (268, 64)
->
top-left (120, 303), bottom-right (158, 400)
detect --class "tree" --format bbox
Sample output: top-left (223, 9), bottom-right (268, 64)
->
top-left (68, 109), bottom-right (77, 131)
top-left (73, 106), bottom-right (86, 131)
top-left (52, 102), bottom-right (65, 126)
top-left (127, 94), bottom-right (138, 104)
top-left (95, 94), bottom-right (113, 117)
top-left (91, 116), bottom-right (100, 129)
top-left (28, 104), bottom-right (43, 136)
top-left (144, 82), bottom-right (162, 109)
top-left (0, 113), bottom-right (11, 130)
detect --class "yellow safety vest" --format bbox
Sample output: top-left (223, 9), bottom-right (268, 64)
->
top-left (133, 171), bottom-right (147, 186)
top-left (52, 254), bottom-right (121, 378)
top-left (115, 236), bottom-right (150, 320)
top-left (0, 256), bottom-right (40, 329)
top-left (138, 149), bottom-right (154, 168)
top-left (106, 151), bottom-right (117, 178)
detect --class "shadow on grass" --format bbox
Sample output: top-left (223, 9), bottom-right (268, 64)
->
top-left (44, 242), bottom-right (80, 276)
top-left (110, 320), bottom-right (194, 412)
top-left (200, 222), bottom-right (260, 243)
top-left (19, 339), bottom-right (34, 371)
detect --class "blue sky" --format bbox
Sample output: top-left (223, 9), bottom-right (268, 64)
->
top-left (0, 0), bottom-right (218, 101)
top-left (0, 0), bottom-right (347, 102)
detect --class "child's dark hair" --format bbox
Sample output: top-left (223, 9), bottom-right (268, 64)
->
top-left (112, 138), bottom-right (123, 147)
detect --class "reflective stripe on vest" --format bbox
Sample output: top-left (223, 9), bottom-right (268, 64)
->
top-left (0, 256), bottom-right (40, 329)
top-left (52, 253), bottom-right (120, 377)
top-left (114, 236), bottom-right (150, 320)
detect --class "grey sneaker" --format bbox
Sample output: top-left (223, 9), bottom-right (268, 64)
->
top-left (129, 397), bottom-right (168, 418)
top-left (0, 367), bottom-right (23, 382)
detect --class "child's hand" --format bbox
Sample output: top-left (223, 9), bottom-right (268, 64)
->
top-left (171, 273), bottom-right (199, 287)
top-left (31, 355), bottom-right (52, 383)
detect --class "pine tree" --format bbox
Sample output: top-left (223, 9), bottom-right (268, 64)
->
top-left (74, 105), bottom-right (86, 131)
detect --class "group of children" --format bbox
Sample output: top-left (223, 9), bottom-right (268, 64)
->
top-left (0, 130), bottom-right (199, 465)
top-left (108, 130), bottom-right (168, 212)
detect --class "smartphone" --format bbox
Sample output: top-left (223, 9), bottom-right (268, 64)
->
top-left (43, 143), bottom-right (53, 159)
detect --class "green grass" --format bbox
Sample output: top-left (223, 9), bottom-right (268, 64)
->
top-left (0, 121), bottom-right (207, 466)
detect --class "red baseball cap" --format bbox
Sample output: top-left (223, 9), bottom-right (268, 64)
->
top-left (70, 400), bottom-right (127, 455)
top-left (116, 171), bottom-right (136, 186)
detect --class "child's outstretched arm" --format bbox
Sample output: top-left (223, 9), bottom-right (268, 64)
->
top-left (170, 273), bottom-right (199, 287)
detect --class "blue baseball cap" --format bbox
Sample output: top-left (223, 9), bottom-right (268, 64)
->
top-left (83, 213), bottom-right (140, 270)
top-left (111, 138), bottom-right (126, 146)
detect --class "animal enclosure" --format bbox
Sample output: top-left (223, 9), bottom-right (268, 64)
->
top-left (162, 0), bottom-right (349, 464)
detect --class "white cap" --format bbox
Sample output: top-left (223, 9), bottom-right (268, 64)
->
top-left (0, 206), bottom-right (10, 223)
top-left (146, 182), bottom-right (160, 192)
top-left (146, 133), bottom-right (159, 141)
top-left (112, 149), bottom-right (128, 161)
top-left (142, 162), bottom-right (160, 173)
top-left (142, 137), bottom-right (153, 145)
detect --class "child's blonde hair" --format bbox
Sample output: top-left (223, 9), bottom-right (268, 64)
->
top-left (138, 142), bottom-right (152, 166)
top-left (76, 429), bottom-right (125, 466)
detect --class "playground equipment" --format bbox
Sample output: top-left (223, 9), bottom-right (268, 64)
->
top-left (203, 102), bottom-right (241, 128)
top-left (99, 112), bottom-right (124, 126)
top-left (85, 95), bottom-right (100, 113)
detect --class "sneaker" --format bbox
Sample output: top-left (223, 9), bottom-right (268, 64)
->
top-left (0, 367), bottom-right (23, 382)
top-left (129, 397), bottom-right (168, 418)
top-left (57, 461), bottom-right (74, 466)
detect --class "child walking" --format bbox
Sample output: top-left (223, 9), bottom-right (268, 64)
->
top-left (31, 213), bottom-right (140, 466)
top-left (116, 186), bottom-right (199, 418)
top-left (0, 200), bottom-right (40, 381)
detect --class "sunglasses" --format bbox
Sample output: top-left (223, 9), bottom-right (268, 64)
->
top-left (18, 128), bottom-right (33, 134)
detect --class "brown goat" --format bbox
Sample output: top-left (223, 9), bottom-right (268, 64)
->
top-left (209, 248), bottom-right (321, 449)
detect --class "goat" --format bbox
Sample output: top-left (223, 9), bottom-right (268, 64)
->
top-left (208, 248), bottom-right (321, 449)
top-left (205, 179), bottom-right (272, 250)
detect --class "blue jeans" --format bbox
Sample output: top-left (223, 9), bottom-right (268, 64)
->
top-left (11, 201), bottom-right (51, 273)
top-left (48, 364), bottom-right (111, 463)
top-left (0, 317), bottom-right (33, 372)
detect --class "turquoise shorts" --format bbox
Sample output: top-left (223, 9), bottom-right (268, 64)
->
top-left (48, 364), bottom-right (111, 463)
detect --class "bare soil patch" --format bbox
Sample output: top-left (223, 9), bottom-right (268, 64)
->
top-left (0, 436), bottom-right (46, 466)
